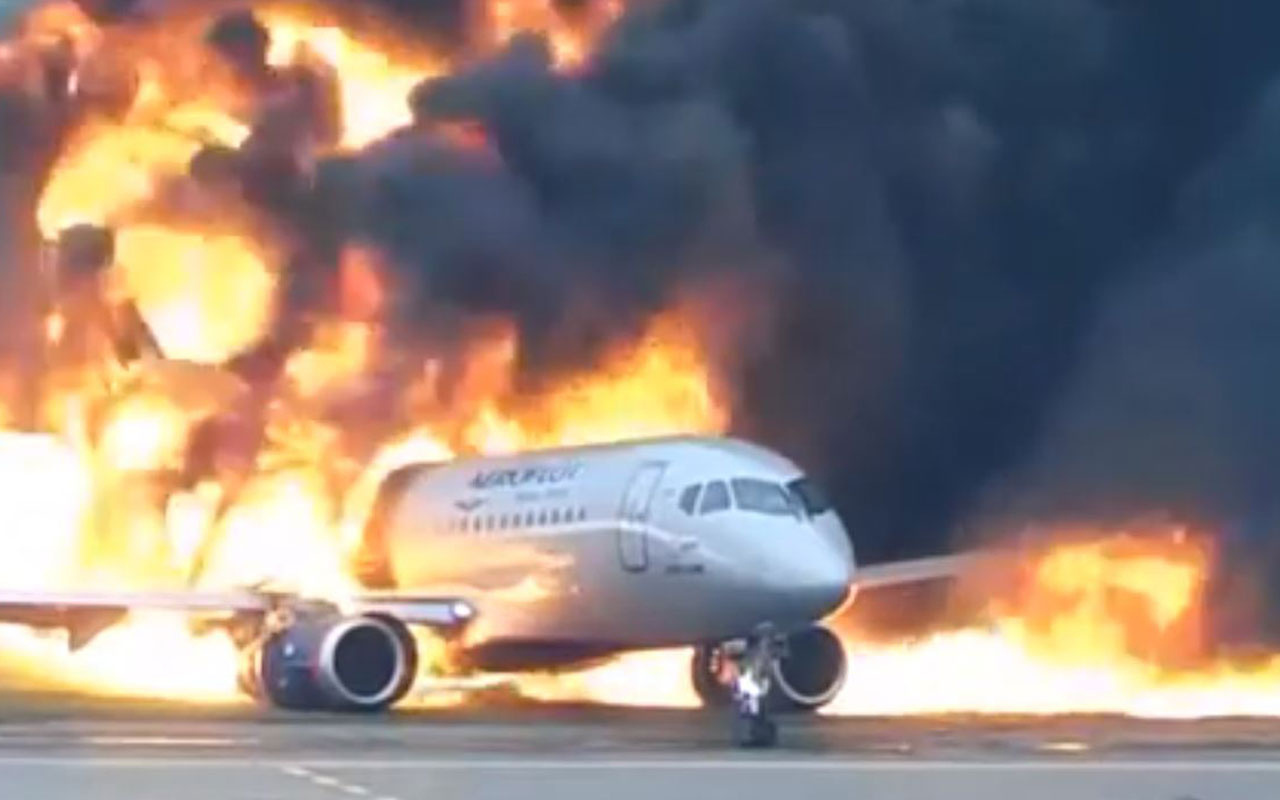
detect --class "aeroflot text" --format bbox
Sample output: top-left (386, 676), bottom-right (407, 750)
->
top-left (469, 463), bottom-right (584, 490)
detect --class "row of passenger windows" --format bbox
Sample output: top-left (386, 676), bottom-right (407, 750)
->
top-left (677, 478), bottom-right (804, 519)
top-left (449, 507), bottom-right (588, 534)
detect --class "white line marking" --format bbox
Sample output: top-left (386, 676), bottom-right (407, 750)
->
top-left (280, 762), bottom-right (395, 800)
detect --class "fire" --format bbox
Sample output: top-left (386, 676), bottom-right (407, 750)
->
top-left (0, 0), bottom-right (663, 702)
top-left (484, 0), bottom-right (624, 69)
top-left (95, 389), bottom-right (190, 473)
top-left (0, 303), bottom-right (726, 700)
top-left (261, 11), bottom-right (445, 149)
top-left (514, 312), bottom-right (729, 449)
top-left (38, 119), bottom-right (243, 235)
top-left (823, 530), bottom-right (1280, 718)
top-left (11, 0), bottom-right (1280, 723)
top-left (113, 226), bottom-right (278, 363)
top-left (515, 649), bottom-right (702, 708)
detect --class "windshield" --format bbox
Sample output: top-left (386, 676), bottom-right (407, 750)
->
top-left (787, 477), bottom-right (831, 517)
top-left (700, 480), bottom-right (731, 514)
top-left (732, 478), bottom-right (801, 519)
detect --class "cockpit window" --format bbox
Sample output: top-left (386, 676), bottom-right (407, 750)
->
top-left (700, 480), bottom-right (731, 514)
top-left (732, 478), bottom-right (801, 519)
top-left (787, 477), bottom-right (832, 517)
top-left (678, 483), bottom-right (702, 515)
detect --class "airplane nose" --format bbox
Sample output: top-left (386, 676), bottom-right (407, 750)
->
top-left (776, 535), bottom-right (853, 619)
top-left (805, 554), bottom-right (854, 615)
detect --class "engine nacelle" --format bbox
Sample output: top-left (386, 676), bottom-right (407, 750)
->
top-left (238, 615), bottom-right (415, 711)
top-left (768, 625), bottom-right (846, 711)
top-left (691, 625), bottom-right (846, 713)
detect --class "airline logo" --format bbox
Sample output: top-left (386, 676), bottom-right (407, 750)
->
top-left (468, 461), bottom-right (583, 490)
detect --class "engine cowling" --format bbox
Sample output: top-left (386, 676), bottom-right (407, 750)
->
top-left (768, 625), bottom-right (846, 711)
top-left (238, 615), bottom-right (416, 711)
top-left (691, 625), bottom-right (846, 713)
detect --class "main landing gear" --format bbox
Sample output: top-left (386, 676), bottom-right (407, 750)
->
top-left (726, 624), bottom-right (784, 748)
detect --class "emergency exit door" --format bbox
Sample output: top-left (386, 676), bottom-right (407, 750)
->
top-left (618, 461), bottom-right (667, 571)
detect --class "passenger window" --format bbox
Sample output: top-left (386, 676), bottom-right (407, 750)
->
top-left (550, 509), bottom-right (561, 525)
top-left (537, 510), bottom-right (548, 526)
top-left (525, 511), bottom-right (536, 527)
top-left (700, 481), bottom-right (731, 514)
top-left (678, 484), bottom-right (702, 515)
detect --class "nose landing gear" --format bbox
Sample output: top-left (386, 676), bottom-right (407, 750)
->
top-left (727, 624), bottom-right (784, 748)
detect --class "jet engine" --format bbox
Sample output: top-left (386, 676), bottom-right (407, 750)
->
top-left (692, 625), bottom-right (846, 712)
top-left (238, 614), bottom-right (417, 711)
top-left (768, 625), bottom-right (846, 711)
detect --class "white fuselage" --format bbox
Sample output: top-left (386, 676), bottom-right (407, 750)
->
top-left (359, 436), bottom-right (855, 655)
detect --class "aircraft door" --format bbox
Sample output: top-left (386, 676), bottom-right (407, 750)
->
top-left (617, 461), bottom-right (667, 571)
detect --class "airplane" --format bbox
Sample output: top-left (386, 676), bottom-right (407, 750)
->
top-left (0, 434), bottom-right (969, 747)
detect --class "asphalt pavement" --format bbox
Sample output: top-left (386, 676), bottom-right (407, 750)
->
top-left (0, 705), bottom-right (1277, 799)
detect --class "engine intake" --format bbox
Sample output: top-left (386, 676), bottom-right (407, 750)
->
top-left (690, 625), bottom-right (846, 713)
top-left (769, 625), bottom-right (846, 711)
top-left (239, 615), bottom-right (414, 711)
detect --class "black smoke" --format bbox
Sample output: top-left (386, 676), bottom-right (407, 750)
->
top-left (9, 0), bottom-right (1280, 578)
top-left (335, 0), bottom-right (1280, 566)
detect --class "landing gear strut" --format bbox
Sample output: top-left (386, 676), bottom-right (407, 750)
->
top-left (727, 624), bottom-right (784, 748)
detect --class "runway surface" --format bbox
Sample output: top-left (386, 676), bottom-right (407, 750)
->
top-left (1, 700), bottom-right (1280, 799)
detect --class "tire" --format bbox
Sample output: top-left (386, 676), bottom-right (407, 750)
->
top-left (731, 712), bottom-right (778, 748)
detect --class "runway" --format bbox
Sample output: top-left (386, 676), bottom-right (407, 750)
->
top-left (1, 703), bottom-right (1279, 799)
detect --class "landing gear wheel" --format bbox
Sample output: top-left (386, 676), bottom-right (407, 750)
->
top-left (726, 624), bottom-right (785, 749)
top-left (732, 711), bottom-right (778, 748)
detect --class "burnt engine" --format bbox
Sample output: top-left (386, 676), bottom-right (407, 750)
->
top-left (692, 625), bottom-right (847, 712)
top-left (238, 614), bottom-right (417, 711)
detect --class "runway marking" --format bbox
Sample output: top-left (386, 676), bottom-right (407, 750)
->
top-left (280, 764), bottom-right (399, 800)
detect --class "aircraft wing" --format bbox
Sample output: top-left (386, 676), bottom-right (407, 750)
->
top-left (852, 554), bottom-right (980, 589)
top-left (0, 588), bottom-right (475, 649)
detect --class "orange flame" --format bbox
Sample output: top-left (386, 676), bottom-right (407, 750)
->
top-left (484, 0), bottom-right (624, 69)
top-left (261, 11), bottom-right (446, 148)
top-left (113, 226), bottom-right (278, 364)
top-left (819, 531), bottom-right (1280, 718)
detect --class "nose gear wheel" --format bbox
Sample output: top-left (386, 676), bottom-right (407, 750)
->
top-left (726, 623), bottom-right (784, 748)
